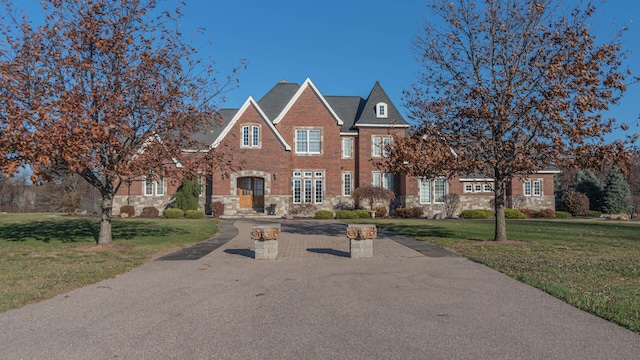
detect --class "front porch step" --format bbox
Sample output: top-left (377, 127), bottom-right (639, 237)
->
top-left (220, 208), bottom-right (281, 219)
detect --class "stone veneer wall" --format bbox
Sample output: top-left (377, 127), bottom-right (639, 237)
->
top-left (401, 194), bottom-right (556, 218)
top-left (113, 195), bottom-right (173, 216)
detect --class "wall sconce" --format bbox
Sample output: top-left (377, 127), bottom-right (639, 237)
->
top-left (221, 173), bottom-right (226, 180)
top-left (273, 172), bottom-right (278, 181)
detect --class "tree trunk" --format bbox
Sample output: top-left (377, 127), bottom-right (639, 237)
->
top-left (98, 192), bottom-right (113, 245)
top-left (494, 180), bottom-right (507, 242)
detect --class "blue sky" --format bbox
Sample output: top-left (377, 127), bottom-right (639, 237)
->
top-left (14, 0), bottom-right (640, 142)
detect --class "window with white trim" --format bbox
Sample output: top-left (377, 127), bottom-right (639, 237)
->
top-left (419, 178), bottom-right (447, 204)
top-left (464, 183), bottom-right (473, 193)
top-left (533, 180), bottom-right (541, 196)
top-left (342, 172), bottom-right (352, 196)
top-left (342, 137), bottom-right (353, 158)
top-left (376, 102), bottom-right (388, 118)
top-left (292, 170), bottom-right (324, 204)
top-left (524, 180), bottom-right (532, 196)
top-left (372, 171), bottom-right (394, 190)
top-left (143, 177), bottom-right (164, 196)
top-left (372, 135), bottom-right (392, 157)
top-left (474, 184), bottom-right (482, 192)
top-left (484, 184), bottom-right (492, 192)
top-left (295, 129), bottom-right (321, 154)
top-left (241, 125), bottom-right (260, 148)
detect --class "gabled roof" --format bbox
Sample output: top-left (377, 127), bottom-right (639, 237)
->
top-left (325, 96), bottom-right (365, 133)
top-left (211, 96), bottom-right (291, 151)
top-left (272, 78), bottom-right (344, 126)
top-left (354, 81), bottom-right (409, 128)
top-left (258, 81), bottom-right (301, 120)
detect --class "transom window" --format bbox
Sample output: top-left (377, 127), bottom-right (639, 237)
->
top-left (295, 129), bottom-right (321, 154)
top-left (241, 125), bottom-right (260, 148)
top-left (463, 182), bottom-right (493, 193)
top-left (293, 170), bottom-right (324, 204)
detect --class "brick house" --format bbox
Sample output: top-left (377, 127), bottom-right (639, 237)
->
top-left (114, 78), bottom-right (558, 217)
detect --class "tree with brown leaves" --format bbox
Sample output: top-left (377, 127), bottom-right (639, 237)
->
top-left (0, 0), bottom-right (242, 244)
top-left (384, 0), bottom-right (635, 241)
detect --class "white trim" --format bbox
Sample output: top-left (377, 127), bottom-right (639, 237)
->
top-left (273, 78), bottom-right (344, 126)
top-left (211, 96), bottom-right (291, 151)
top-left (354, 123), bottom-right (411, 128)
top-left (535, 169), bottom-right (562, 174)
top-left (375, 102), bottom-right (388, 118)
top-left (340, 131), bottom-right (358, 135)
top-left (459, 177), bottom-right (494, 181)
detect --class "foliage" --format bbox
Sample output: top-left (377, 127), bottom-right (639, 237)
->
top-left (555, 211), bottom-right (572, 219)
top-left (364, 218), bottom-right (640, 333)
top-left (602, 168), bottom-right (631, 214)
top-left (537, 209), bottom-right (556, 219)
top-left (61, 192), bottom-right (82, 215)
top-left (210, 201), bottom-right (225, 218)
top-left (504, 208), bottom-right (526, 219)
top-left (0, 213), bottom-right (219, 313)
top-left (172, 178), bottom-right (202, 212)
top-left (391, 207), bottom-right (424, 218)
top-left (586, 210), bottom-right (602, 218)
top-left (518, 208), bottom-right (534, 218)
top-left (314, 210), bottom-right (334, 220)
top-left (351, 185), bottom-right (395, 211)
top-left (382, 0), bottom-right (634, 241)
top-left (119, 205), bottom-right (135, 218)
top-left (0, 0), bottom-right (242, 244)
top-left (335, 210), bottom-right (371, 219)
top-left (442, 194), bottom-right (460, 218)
top-left (562, 191), bottom-right (590, 216)
top-left (460, 210), bottom-right (494, 219)
top-left (162, 208), bottom-right (184, 219)
top-left (572, 169), bottom-right (604, 211)
top-left (184, 210), bottom-right (205, 219)
top-left (373, 206), bottom-right (387, 218)
top-left (140, 207), bottom-right (159, 218)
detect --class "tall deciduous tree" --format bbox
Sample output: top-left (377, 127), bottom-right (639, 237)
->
top-left (0, 0), bottom-right (241, 244)
top-left (384, 0), bottom-right (635, 241)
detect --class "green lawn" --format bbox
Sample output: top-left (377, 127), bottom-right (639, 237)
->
top-left (352, 218), bottom-right (640, 334)
top-left (0, 213), bottom-right (219, 313)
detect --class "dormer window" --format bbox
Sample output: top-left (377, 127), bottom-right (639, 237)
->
top-left (376, 102), bottom-right (388, 118)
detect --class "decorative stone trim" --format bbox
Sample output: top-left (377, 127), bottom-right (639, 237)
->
top-left (251, 224), bottom-right (281, 260)
top-left (347, 224), bottom-right (376, 258)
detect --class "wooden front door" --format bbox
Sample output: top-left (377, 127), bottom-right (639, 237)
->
top-left (237, 177), bottom-right (264, 209)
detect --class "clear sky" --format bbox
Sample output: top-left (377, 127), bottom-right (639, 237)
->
top-left (12, 0), bottom-right (640, 142)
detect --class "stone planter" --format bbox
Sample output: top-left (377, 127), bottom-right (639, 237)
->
top-left (251, 224), bottom-right (281, 260)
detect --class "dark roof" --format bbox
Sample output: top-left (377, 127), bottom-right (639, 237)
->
top-left (257, 81), bottom-right (300, 120)
top-left (325, 96), bottom-right (365, 133)
top-left (355, 81), bottom-right (409, 127)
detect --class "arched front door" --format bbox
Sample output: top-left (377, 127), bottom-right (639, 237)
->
top-left (237, 177), bottom-right (264, 209)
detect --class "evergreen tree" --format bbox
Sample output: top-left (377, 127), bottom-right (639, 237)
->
top-left (602, 168), bottom-right (631, 214)
top-left (572, 169), bottom-right (604, 211)
top-left (172, 178), bottom-right (201, 211)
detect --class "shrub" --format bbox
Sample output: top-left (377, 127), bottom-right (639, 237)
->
top-left (172, 178), bottom-right (201, 212)
top-left (460, 209), bottom-right (494, 219)
top-left (585, 210), bottom-right (602, 218)
top-left (163, 208), bottom-right (184, 219)
top-left (442, 194), bottom-right (460, 218)
top-left (537, 208), bottom-right (556, 219)
top-left (185, 210), bottom-right (205, 219)
top-left (518, 208), bottom-right (535, 218)
top-left (353, 210), bottom-right (372, 218)
top-left (140, 206), bottom-right (159, 218)
top-left (602, 168), bottom-right (631, 214)
top-left (210, 201), bottom-right (225, 218)
top-left (314, 210), bottom-right (334, 219)
top-left (391, 207), bottom-right (423, 218)
top-left (504, 208), bottom-right (525, 219)
top-left (61, 192), bottom-right (82, 215)
top-left (561, 190), bottom-right (589, 216)
top-left (335, 210), bottom-right (358, 219)
top-left (120, 205), bottom-right (135, 218)
top-left (555, 211), bottom-right (572, 218)
top-left (373, 206), bottom-right (387, 218)
top-left (351, 185), bottom-right (395, 211)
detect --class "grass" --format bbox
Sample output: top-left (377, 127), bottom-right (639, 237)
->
top-left (0, 213), bottom-right (219, 313)
top-left (350, 218), bottom-right (640, 334)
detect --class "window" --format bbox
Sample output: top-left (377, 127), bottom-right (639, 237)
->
top-left (376, 102), bottom-right (388, 118)
top-left (484, 184), bottom-right (492, 192)
top-left (474, 184), bottom-right (482, 192)
top-left (343, 172), bottom-right (352, 196)
top-left (143, 177), bottom-right (164, 196)
top-left (419, 178), bottom-right (447, 204)
top-left (372, 136), bottom-right (392, 157)
top-left (464, 183), bottom-right (473, 193)
top-left (296, 129), bottom-right (321, 154)
top-left (372, 172), bottom-right (393, 190)
top-left (524, 181), bottom-right (532, 196)
top-left (292, 170), bottom-right (324, 204)
top-left (241, 125), bottom-right (260, 148)
top-left (372, 172), bottom-right (382, 187)
top-left (342, 138), bottom-right (353, 158)
top-left (420, 179), bottom-right (431, 204)
top-left (533, 180), bottom-right (541, 196)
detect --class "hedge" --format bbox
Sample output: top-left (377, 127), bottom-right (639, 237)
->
top-left (460, 209), bottom-right (494, 219)
top-left (163, 208), bottom-right (184, 219)
top-left (504, 208), bottom-right (526, 219)
top-left (314, 210), bottom-right (334, 219)
top-left (185, 210), bottom-right (205, 219)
